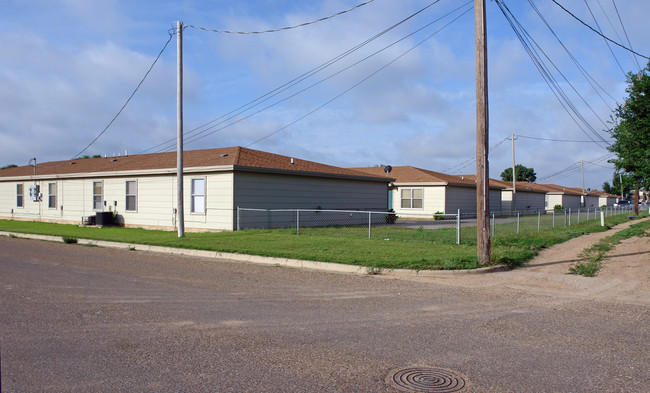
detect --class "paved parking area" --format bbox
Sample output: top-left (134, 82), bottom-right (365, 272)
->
top-left (1, 236), bottom-right (648, 392)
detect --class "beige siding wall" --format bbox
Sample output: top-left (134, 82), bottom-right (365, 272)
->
top-left (0, 172), bottom-right (235, 231)
top-left (391, 185), bottom-right (445, 217)
top-left (546, 194), bottom-right (581, 210)
top-left (599, 196), bottom-right (615, 207)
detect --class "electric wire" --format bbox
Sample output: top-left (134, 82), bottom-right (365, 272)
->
top-left (138, 0), bottom-right (449, 155)
top-left (594, 0), bottom-right (638, 70)
top-left (611, 0), bottom-right (642, 70)
top-left (70, 29), bottom-right (175, 160)
top-left (516, 134), bottom-right (603, 143)
top-left (496, 1), bottom-right (610, 149)
top-left (582, 0), bottom-right (626, 77)
top-left (527, 0), bottom-right (617, 110)
top-left (550, 0), bottom-right (650, 60)
top-left (184, 0), bottom-right (463, 149)
top-left (185, 0), bottom-right (375, 35)
top-left (245, 5), bottom-right (473, 148)
top-left (442, 137), bottom-right (510, 174)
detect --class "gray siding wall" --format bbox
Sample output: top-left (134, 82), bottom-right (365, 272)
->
top-left (445, 186), bottom-right (502, 214)
top-left (233, 172), bottom-right (387, 229)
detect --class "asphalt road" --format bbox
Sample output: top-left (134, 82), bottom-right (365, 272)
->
top-left (1, 236), bottom-right (648, 392)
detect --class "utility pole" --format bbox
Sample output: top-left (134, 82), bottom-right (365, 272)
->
top-left (475, 0), bottom-right (490, 265)
top-left (581, 160), bottom-right (585, 207)
top-left (177, 21), bottom-right (185, 238)
top-left (511, 133), bottom-right (516, 211)
top-left (620, 172), bottom-right (623, 199)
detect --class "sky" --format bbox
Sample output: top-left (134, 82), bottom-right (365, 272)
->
top-left (1, 0), bottom-right (648, 190)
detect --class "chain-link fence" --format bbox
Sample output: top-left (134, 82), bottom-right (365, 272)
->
top-left (236, 206), bottom-right (637, 245)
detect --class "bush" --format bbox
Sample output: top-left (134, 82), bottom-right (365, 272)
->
top-left (554, 204), bottom-right (564, 211)
top-left (433, 211), bottom-right (445, 220)
top-left (62, 236), bottom-right (78, 244)
top-left (385, 209), bottom-right (397, 224)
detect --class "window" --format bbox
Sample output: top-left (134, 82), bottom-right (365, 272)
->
top-left (48, 183), bottom-right (57, 209)
top-left (191, 178), bottom-right (205, 213)
top-left (93, 181), bottom-right (103, 210)
top-left (16, 184), bottom-right (24, 207)
top-left (401, 188), bottom-right (423, 209)
top-left (125, 180), bottom-right (137, 211)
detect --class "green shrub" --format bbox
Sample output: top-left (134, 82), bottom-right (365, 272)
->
top-left (433, 211), bottom-right (445, 220)
top-left (62, 236), bottom-right (78, 244)
top-left (554, 204), bottom-right (564, 211)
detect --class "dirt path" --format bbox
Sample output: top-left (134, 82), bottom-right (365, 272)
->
top-left (407, 217), bottom-right (650, 305)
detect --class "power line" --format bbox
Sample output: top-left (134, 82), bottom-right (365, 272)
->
top-left (516, 135), bottom-right (604, 143)
top-left (71, 29), bottom-right (175, 160)
top-left (611, 0), bottom-right (642, 70)
top-left (186, 0), bottom-right (375, 35)
top-left (496, 1), bottom-right (610, 149)
top-left (527, 0), bottom-right (617, 110)
top-left (138, 0), bottom-right (448, 155)
top-left (550, 0), bottom-right (650, 60)
top-left (582, 0), bottom-right (626, 77)
top-left (245, 5), bottom-right (473, 148)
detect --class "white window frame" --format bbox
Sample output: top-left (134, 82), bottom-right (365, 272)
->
top-left (16, 183), bottom-right (24, 208)
top-left (93, 181), bottom-right (103, 211)
top-left (400, 188), bottom-right (423, 209)
top-left (48, 182), bottom-right (57, 209)
top-left (125, 180), bottom-right (137, 212)
top-left (190, 177), bottom-right (206, 214)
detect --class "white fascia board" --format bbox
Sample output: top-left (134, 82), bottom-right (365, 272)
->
top-left (0, 165), bottom-right (235, 182)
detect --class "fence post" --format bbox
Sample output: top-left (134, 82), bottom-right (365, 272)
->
top-left (237, 206), bottom-right (240, 231)
top-left (368, 211), bottom-right (372, 239)
top-left (577, 208), bottom-right (581, 223)
top-left (456, 209), bottom-right (461, 245)
top-left (552, 209), bottom-right (555, 227)
top-left (600, 210), bottom-right (605, 227)
top-left (569, 208), bottom-right (572, 226)
top-left (297, 209), bottom-right (300, 235)
top-left (564, 209), bottom-right (567, 226)
top-left (538, 210), bottom-right (541, 232)
top-left (517, 212), bottom-right (520, 234)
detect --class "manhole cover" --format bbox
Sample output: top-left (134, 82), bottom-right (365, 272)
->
top-left (387, 367), bottom-right (468, 392)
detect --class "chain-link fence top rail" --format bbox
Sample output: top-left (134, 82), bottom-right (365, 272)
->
top-left (237, 206), bottom-right (636, 245)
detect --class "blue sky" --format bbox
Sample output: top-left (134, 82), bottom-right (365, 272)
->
top-left (1, 0), bottom-right (648, 190)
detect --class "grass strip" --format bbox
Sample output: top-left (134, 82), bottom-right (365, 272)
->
top-left (569, 218), bottom-right (650, 277)
top-left (0, 212), bottom-right (646, 271)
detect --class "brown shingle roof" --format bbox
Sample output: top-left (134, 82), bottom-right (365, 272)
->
top-left (535, 184), bottom-right (584, 195)
top-left (350, 166), bottom-right (478, 186)
top-left (0, 147), bottom-right (388, 182)
top-left (491, 180), bottom-right (550, 193)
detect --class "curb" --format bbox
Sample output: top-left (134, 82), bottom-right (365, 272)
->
top-left (0, 231), bottom-right (507, 277)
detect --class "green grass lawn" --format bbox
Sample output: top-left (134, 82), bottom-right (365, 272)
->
top-left (0, 211), bottom-right (646, 271)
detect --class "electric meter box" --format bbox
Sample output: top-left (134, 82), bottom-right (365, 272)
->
top-left (29, 184), bottom-right (40, 201)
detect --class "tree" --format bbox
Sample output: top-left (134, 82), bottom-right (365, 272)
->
top-left (500, 164), bottom-right (537, 182)
top-left (604, 171), bottom-right (634, 198)
top-left (1, 164), bottom-right (17, 170)
top-left (608, 62), bottom-right (650, 214)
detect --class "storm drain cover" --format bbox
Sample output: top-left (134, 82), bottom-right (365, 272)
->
top-left (387, 367), bottom-right (468, 392)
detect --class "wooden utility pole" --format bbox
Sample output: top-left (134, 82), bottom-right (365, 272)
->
top-left (177, 21), bottom-right (185, 237)
top-left (511, 133), bottom-right (516, 211)
top-left (475, 0), bottom-right (490, 265)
